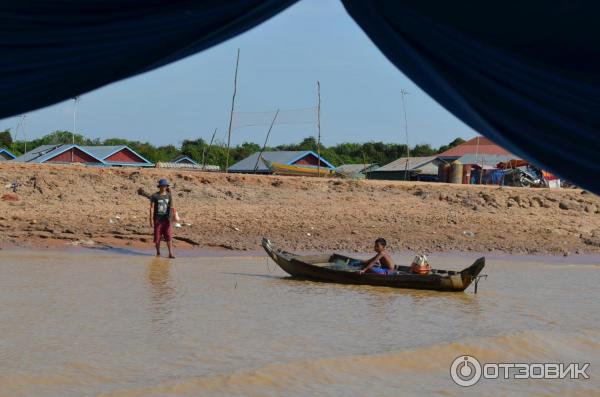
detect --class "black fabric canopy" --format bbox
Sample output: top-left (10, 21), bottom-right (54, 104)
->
top-left (342, 0), bottom-right (600, 192)
top-left (1, 0), bottom-right (598, 192)
top-left (0, 0), bottom-right (297, 118)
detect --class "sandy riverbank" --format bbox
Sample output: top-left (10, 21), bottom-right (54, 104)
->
top-left (1, 163), bottom-right (599, 255)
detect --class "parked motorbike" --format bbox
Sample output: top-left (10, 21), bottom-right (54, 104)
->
top-left (504, 167), bottom-right (546, 188)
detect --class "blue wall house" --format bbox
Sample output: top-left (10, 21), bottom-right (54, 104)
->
top-left (0, 148), bottom-right (16, 161)
top-left (171, 155), bottom-right (199, 165)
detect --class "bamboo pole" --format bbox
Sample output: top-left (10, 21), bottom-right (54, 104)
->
top-left (225, 49), bottom-right (240, 173)
top-left (400, 89), bottom-right (410, 180)
top-left (72, 97), bottom-right (79, 145)
top-left (14, 114), bottom-right (26, 154)
top-left (316, 81), bottom-right (321, 177)
top-left (23, 115), bottom-right (27, 154)
top-left (254, 109), bottom-right (279, 173)
top-left (202, 127), bottom-right (218, 169)
top-left (72, 96), bottom-right (79, 162)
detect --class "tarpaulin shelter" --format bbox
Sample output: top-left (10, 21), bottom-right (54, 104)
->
top-left (369, 156), bottom-right (439, 181)
top-left (1, 0), bottom-right (598, 192)
top-left (497, 159), bottom-right (530, 170)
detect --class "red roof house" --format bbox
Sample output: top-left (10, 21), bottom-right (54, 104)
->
top-left (438, 136), bottom-right (512, 159)
top-left (13, 144), bottom-right (153, 167)
top-left (80, 146), bottom-right (153, 166)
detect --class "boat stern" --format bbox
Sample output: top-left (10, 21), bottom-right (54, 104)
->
top-left (458, 257), bottom-right (486, 291)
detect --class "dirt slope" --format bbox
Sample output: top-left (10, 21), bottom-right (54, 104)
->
top-left (1, 163), bottom-right (599, 255)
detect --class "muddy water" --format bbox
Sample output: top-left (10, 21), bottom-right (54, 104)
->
top-left (0, 249), bottom-right (599, 397)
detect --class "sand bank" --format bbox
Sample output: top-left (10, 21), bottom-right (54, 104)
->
top-left (1, 163), bottom-right (599, 255)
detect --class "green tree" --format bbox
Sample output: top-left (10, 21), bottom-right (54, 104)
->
top-left (38, 130), bottom-right (92, 145)
top-left (181, 138), bottom-right (205, 160)
top-left (234, 142), bottom-right (261, 161)
top-left (437, 137), bottom-right (466, 154)
top-left (0, 129), bottom-right (13, 148)
top-left (412, 143), bottom-right (436, 156)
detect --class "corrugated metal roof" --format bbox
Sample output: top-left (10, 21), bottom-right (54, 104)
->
top-left (171, 155), bottom-right (199, 165)
top-left (229, 151), bottom-right (334, 172)
top-left (13, 144), bottom-right (97, 163)
top-left (438, 136), bottom-right (512, 157)
top-left (80, 145), bottom-right (152, 165)
top-left (13, 144), bottom-right (152, 165)
top-left (455, 153), bottom-right (519, 166)
top-left (79, 146), bottom-right (124, 159)
top-left (336, 164), bottom-right (377, 174)
top-left (375, 156), bottom-right (438, 172)
top-left (12, 144), bottom-right (63, 162)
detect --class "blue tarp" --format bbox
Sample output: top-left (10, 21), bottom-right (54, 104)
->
top-left (0, 1), bottom-right (598, 192)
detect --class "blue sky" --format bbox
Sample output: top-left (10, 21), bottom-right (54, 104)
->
top-left (0, 0), bottom-right (478, 148)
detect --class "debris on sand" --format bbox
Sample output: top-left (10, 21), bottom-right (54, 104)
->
top-left (1, 193), bottom-right (19, 201)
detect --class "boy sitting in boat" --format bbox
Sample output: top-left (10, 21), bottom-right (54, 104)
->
top-left (359, 238), bottom-right (394, 275)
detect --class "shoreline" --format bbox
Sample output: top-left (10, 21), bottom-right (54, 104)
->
top-left (1, 163), bottom-right (599, 256)
top-left (2, 240), bottom-right (600, 265)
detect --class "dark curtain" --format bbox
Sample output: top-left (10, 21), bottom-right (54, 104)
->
top-left (0, 0), bottom-right (297, 118)
top-left (1, 0), bottom-right (598, 192)
top-left (341, 0), bottom-right (600, 192)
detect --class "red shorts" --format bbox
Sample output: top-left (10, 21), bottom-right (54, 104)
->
top-left (153, 218), bottom-right (173, 243)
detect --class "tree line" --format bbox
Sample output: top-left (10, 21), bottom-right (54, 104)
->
top-left (1, 129), bottom-right (465, 168)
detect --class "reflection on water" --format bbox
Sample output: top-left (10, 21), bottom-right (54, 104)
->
top-left (147, 257), bottom-right (175, 335)
top-left (0, 250), bottom-right (598, 397)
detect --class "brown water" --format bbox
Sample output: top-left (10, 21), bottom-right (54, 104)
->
top-left (0, 249), bottom-right (599, 397)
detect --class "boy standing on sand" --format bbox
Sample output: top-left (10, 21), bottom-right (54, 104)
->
top-left (149, 179), bottom-right (175, 258)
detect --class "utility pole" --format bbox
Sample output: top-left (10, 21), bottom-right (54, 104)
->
top-left (72, 97), bottom-right (79, 144)
top-left (316, 81), bottom-right (321, 177)
top-left (225, 49), bottom-right (240, 173)
top-left (400, 89), bottom-right (410, 180)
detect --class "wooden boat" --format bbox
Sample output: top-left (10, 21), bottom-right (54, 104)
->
top-left (262, 238), bottom-right (486, 292)
top-left (262, 158), bottom-right (334, 177)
